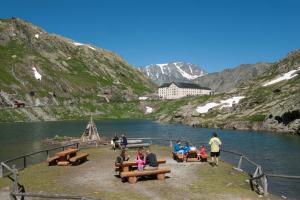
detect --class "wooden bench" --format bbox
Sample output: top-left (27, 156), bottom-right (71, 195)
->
top-left (57, 161), bottom-right (70, 166)
top-left (47, 155), bottom-right (60, 166)
top-left (120, 168), bottom-right (171, 184)
top-left (199, 154), bottom-right (208, 162)
top-left (186, 150), bottom-right (199, 162)
top-left (117, 158), bottom-right (166, 172)
top-left (172, 152), bottom-right (184, 162)
top-left (69, 152), bottom-right (89, 165)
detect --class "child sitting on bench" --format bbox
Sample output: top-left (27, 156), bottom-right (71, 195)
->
top-left (135, 148), bottom-right (145, 171)
top-left (198, 145), bottom-right (208, 162)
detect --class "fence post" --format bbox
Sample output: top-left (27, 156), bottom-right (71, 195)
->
top-left (12, 165), bottom-right (17, 193)
top-left (23, 156), bottom-right (26, 169)
top-left (0, 163), bottom-right (3, 178)
top-left (237, 155), bottom-right (243, 170)
top-left (170, 140), bottom-right (173, 147)
top-left (262, 175), bottom-right (268, 195)
top-left (46, 150), bottom-right (49, 156)
top-left (76, 143), bottom-right (79, 149)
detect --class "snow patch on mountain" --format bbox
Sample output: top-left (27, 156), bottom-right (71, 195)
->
top-left (157, 64), bottom-right (167, 74)
top-left (263, 67), bottom-right (300, 86)
top-left (175, 63), bottom-right (203, 80)
top-left (145, 106), bottom-right (153, 114)
top-left (72, 42), bottom-right (96, 50)
top-left (32, 67), bottom-right (42, 80)
top-left (196, 96), bottom-right (245, 113)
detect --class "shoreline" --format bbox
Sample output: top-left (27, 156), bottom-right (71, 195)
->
top-left (0, 116), bottom-right (298, 136)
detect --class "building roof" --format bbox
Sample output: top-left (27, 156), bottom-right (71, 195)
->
top-left (159, 82), bottom-right (211, 90)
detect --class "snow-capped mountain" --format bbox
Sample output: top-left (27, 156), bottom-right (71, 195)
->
top-left (139, 62), bottom-right (206, 85)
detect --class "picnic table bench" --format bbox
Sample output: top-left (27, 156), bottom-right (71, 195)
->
top-left (116, 158), bottom-right (166, 172)
top-left (120, 168), bottom-right (171, 184)
top-left (69, 152), bottom-right (89, 165)
top-left (186, 150), bottom-right (199, 162)
top-left (47, 148), bottom-right (89, 166)
top-left (116, 158), bottom-right (170, 184)
top-left (172, 152), bottom-right (185, 162)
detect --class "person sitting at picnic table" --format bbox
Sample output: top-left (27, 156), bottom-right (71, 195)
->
top-left (183, 142), bottom-right (191, 156)
top-left (111, 133), bottom-right (119, 150)
top-left (135, 148), bottom-right (145, 171)
top-left (173, 140), bottom-right (181, 153)
top-left (121, 134), bottom-right (128, 149)
top-left (144, 149), bottom-right (158, 170)
top-left (198, 145), bottom-right (208, 161)
top-left (115, 149), bottom-right (130, 167)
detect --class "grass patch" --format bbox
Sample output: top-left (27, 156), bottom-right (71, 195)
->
top-left (247, 114), bottom-right (266, 122)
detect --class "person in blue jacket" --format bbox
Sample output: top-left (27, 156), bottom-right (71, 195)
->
top-left (173, 140), bottom-right (181, 153)
top-left (183, 142), bottom-right (190, 155)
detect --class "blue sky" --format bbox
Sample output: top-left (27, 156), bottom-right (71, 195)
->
top-left (1, 0), bottom-right (300, 72)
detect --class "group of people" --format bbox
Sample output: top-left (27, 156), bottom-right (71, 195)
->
top-left (111, 133), bottom-right (128, 150)
top-left (115, 131), bottom-right (222, 172)
top-left (173, 132), bottom-right (222, 165)
top-left (115, 147), bottom-right (158, 171)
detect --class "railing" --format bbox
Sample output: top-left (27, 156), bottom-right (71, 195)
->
top-left (1, 142), bottom-right (101, 200)
top-left (2, 142), bottom-right (79, 174)
top-left (2, 138), bottom-right (300, 198)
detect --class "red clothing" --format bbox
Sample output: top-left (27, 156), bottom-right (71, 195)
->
top-left (199, 147), bottom-right (207, 157)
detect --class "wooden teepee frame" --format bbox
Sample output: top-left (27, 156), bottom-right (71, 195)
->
top-left (81, 115), bottom-right (101, 145)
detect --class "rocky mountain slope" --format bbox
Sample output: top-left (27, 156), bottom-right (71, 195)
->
top-left (139, 62), bottom-right (206, 85)
top-left (0, 18), bottom-right (156, 121)
top-left (145, 50), bottom-right (300, 134)
top-left (194, 62), bottom-right (272, 92)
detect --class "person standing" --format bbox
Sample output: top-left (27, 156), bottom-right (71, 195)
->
top-left (209, 132), bottom-right (222, 166)
top-left (121, 134), bottom-right (128, 149)
top-left (112, 133), bottom-right (119, 150)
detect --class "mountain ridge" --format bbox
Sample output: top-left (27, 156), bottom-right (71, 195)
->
top-left (139, 62), bottom-right (206, 85)
top-left (0, 18), bottom-right (156, 121)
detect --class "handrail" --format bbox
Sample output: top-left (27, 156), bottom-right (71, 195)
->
top-left (11, 192), bottom-right (101, 200)
top-left (4, 142), bottom-right (79, 164)
top-left (265, 174), bottom-right (300, 179)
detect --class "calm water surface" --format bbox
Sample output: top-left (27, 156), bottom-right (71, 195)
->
top-left (0, 119), bottom-right (299, 198)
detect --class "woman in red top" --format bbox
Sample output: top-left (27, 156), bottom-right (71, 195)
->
top-left (199, 145), bottom-right (208, 162)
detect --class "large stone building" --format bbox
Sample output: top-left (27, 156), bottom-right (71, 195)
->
top-left (158, 82), bottom-right (211, 99)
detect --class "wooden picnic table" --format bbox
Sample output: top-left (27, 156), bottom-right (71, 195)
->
top-left (47, 148), bottom-right (89, 166)
top-left (55, 148), bottom-right (78, 157)
top-left (117, 158), bottom-right (166, 172)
